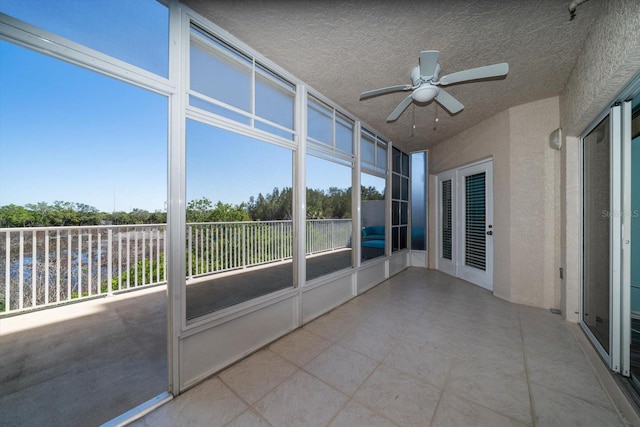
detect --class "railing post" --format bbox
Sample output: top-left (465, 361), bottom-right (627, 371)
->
top-left (134, 231), bottom-right (139, 288)
top-left (18, 230), bottom-right (23, 310)
top-left (44, 231), bottom-right (49, 306)
top-left (107, 229), bottom-right (113, 297)
top-left (4, 232), bottom-right (10, 314)
top-left (88, 232), bottom-right (92, 297)
top-left (55, 231), bottom-right (60, 303)
top-left (117, 231), bottom-right (122, 291)
top-left (77, 232), bottom-right (82, 299)
top-left (67, 232), bottom-right (72, 301)
top-left (163, 227), bottom-right (167, 282)
top-left (187, 224), bottom-right (192, 280)
top-left (97, 231), bottom-right (101, 295)
top-left (156, 228), bottom-right (161, 283)
top-left (31, 230), bottom-right (36, 308)
top-left (242, 223), bottom-right (246, 269)
top-left (142, 229), bottom-right (146, 287)
top-left (126, 230), bottom-right (131, 289)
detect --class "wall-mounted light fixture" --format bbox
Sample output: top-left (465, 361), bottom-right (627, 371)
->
top-left (549, 128), bottom-right (563, 150)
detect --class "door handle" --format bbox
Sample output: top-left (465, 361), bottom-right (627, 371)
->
top-left (486, 230), bottom-right (493, 236)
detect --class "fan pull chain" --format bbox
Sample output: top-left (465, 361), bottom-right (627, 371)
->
top-left (411, 104), bottom-right (416, 137)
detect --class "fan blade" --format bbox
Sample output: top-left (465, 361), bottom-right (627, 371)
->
top-left (434, 88), bottom-right (464, 114)
top-left (387, 95), bottom-right (414, 122)
top-left (419, 50), bottom-right (439, 78)
top-left (439, 62), bottom-right (509, 85)
top-left (360, 84), bottom-right (412, 100)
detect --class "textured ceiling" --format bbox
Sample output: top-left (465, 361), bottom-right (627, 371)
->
top-left (183, 0), bottom-right (601, 151)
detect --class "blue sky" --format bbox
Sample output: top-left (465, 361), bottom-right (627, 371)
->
top-left (0, 1), bottom-right (386, 213)
top-left (0, 40), bottom-right (169, 212)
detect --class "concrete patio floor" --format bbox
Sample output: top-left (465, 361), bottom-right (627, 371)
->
top-left (0, 286), bottom-right (167, 426)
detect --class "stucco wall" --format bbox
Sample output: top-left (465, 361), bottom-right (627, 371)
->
top-left (429, 97), bottom-right (560, 308)
top-left (508, 97), bottom-right (560, 308)
top-left (561, 0), bottom-right (640, 135)
top-left (560, 0), bottom-right (640, 322)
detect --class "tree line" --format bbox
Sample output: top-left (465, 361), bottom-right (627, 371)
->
top-left (0, 186), bottom-right (384, 228)
top-left (0, 201), bottom-right (167, 228)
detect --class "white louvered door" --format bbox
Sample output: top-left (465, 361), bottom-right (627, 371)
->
top-left (436, 160), bottom-right (493, 290)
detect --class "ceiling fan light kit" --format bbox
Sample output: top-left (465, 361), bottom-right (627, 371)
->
top-left (360, 50), bottom-right (509, 122)
top-left (412, 85), bottom-right (439, 103)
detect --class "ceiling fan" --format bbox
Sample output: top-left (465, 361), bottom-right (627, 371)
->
top-left (360, 51), bottom-right (509, 122)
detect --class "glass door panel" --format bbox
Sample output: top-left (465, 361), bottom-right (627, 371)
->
top-left (582, 116), bottom-right (611, 355)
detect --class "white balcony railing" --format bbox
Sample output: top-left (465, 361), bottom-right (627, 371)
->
top-left (0, 219), bottom-right (352, 315)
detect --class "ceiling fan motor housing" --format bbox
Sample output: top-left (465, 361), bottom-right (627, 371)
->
top-left (411, 66), bottom-right (421, 85)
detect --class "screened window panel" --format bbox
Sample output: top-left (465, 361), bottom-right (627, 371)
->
top-left (185, 120), bottom-right (294, 319)
top-left (442, 179), bottom-right (453, 260)
top-left (255, 65), bottom-right (294, 131)
top-left (190, 34), bottom-right (251, 113)
top-left (399, 226), bottom-right (408, 250)
top-left (376, 145), bottom-right (387, 170)
top-left (392, 228), bottom-right (399, 251)
top-left (401, 177), bottom-right (409, 200)
top-left (392, 201), bottom-right (400, 225)
top-left (402, 153), bottom-right (410, 175)
top-left (335, 114), bottom-right (354, 154)
top-left (0, 0), bottom-right (169, 77)
top-left (400, 202), bottom-right (408, 225)
top-left (307, 99), bottom-right (332, 145)
top-left (361, 172), bottom-right (386, 262)
top-left (391, 147), bottom-right (409, 253)
top-left (361, 135), bottom-right (375, 166)
top-left (392, 147), bottom-right (402, 173)
top-left (392, 174), bottom-right (400, 200)
top-left (465, 172), bottom-right (486, 270)
top-left (305, 155), bottom-right (353, 282)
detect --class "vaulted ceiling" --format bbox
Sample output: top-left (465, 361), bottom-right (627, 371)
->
top-left (183, 0), bottom-right (601, 152)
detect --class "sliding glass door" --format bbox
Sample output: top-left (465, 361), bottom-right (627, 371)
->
top-left (581, 79), bottom-right (640, 390)
top-left (626, 97), bottom-right (640, 387)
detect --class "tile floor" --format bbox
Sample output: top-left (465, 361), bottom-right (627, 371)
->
top-left (131, 268), bottom-right (631, 426)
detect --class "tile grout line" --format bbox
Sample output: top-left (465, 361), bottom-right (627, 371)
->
top-left (518, 306), bottom-right (537, 427)
top-left (566, 324), bottom-right (635, 424)
top-left (251, 308), bottom-right (397, 426)
top-left (217, 348), bottom-right (300, 427)
top-left (427, 361), bottom-right (454, 427)
top-left (340, 340), bottom-right (403, 427)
